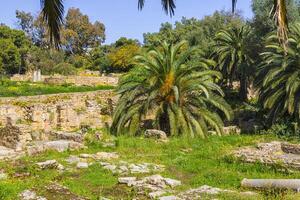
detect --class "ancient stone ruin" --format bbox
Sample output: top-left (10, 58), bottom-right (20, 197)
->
top-left (234, 141), bottom-right (300, 170)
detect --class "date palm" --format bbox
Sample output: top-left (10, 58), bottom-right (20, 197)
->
top-left (257, 23), bottom-right (300, 123)
top-left (111, 41), bottom-right (233, 137)
top-left (213, 25), bottom-right (253, 101)
top-left (39, 0), bottom-right (287, 48)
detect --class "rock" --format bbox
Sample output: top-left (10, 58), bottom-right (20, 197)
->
top-left (19, 190), bottom-right (47, 200)
top-left (50, 131), bottom-right (84, 143)
top-left (159, 196), bottom-right (179, 200)
top-left (77, 162), bottom-right (89, 169)
top-left (100, 161), bottom-right (164, 175)
top-left (0, 121), bottom-right (24, 149)
top-left (80, 153), bottom-right (93, 158)
top-left (94, 152), bottom-right (119, 160)
top-left (144, 129), bottom-right (168, 140)
top-left (129, 163), bottom-right (150, 174)
top-left (36, 160), bottom-right (59, 170)
top-left (57, 164), bottom-right (65, 171)
top-left (0, 146), bottom-right (23, 160)
top-left (0, 173), bottom-right (7, 180)
top-left (66, 155), bottom-right (81, 164)
top-left (149, 191), bottom-right (167, 199)
top-left (121, 174), bottom-right (181, 197)
top-left (234, 141), bottom-right (300, 170)
top-left (164, 178), bottom-right (182, 188)
top-left (103, 164), bottom-right (117, 172)
top-left (223, 126), bottom-right (241, 135)
top-left (44, 140), bottom-right (85, 152)
top-left (102, 142), bottom-right (115, 148)
top-left (118, 177), bottom-right (137, 184)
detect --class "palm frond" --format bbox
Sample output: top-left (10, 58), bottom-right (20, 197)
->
top-left (40, 0), bottom-right (64, 48)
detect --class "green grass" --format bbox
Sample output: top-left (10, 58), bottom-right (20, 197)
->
top-left (1, 134), bottom-right (300, 199)
top-left (0, 81), bottom-right (114, 97)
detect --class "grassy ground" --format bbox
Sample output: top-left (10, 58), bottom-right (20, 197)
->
top-left (0, 80), bottom-right (114, 97)
top-left (1, 133), bottom-right (300, 199)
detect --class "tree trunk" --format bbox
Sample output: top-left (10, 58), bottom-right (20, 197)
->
top-left (159, 105), bottom-right (170, 135)
top-left (239, 73), bottom-right (248, 101)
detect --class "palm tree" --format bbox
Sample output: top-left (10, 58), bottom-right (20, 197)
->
top-left (39, 0), bottom-right (287, 48)
top-left (256, 23), bottom-right (300, 123)
top-left (213, 26), bottom-right (253, 101)
top-left (111, 41), bottom-right (233, 137)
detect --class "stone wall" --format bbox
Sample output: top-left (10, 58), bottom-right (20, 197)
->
top-left (0, 90), bottom-right (116, 133)
top-left (11, 73), bottom-right (119, 86)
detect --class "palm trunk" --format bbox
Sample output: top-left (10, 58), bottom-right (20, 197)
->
top-left (239, 73), bottom-right (248, 101)
top-left (159, 105), bottom-right (170, 135)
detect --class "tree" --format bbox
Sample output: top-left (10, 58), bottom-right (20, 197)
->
top-left (111, 41), bottom-right (233, 137)
top-left (256, 23), bottom-right (300, 123)
top-left (0, 25), bottom-right (30, 74)
top-left (251, 0), bottom-right (300, 43)
top-left (38, 0), bottom-right (287, 48)
top-left (213, 26), bottom-right (253, 101)
top-left (108, 43), bottom-right (140, 72)
top-left (144, 12), bottom-right (244, 54)
top-left (63, 8), bottom-right (105, 54)
top-left (15, 10), bottom-right (34, 38)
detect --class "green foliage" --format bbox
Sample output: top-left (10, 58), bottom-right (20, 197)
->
top-left (259, 121), bottom-right (300, 140)
top-left (53, 62), bottom-right (77, 75)
top-left (112, 41), bottom-right (233, 137)
top-left (0, 25), bottom-right (30, 74)
top-left (257, 23), bottom-right (300, 123)
top-left (144, 11), bottom-right (244, 54)
top-left (63, 8), bottom-right (106, 55)
top-left (108, 44), bottom-right (140, 72)
top-left (213, 25), bottom-right (254, 101)
top-left (26, 47), bottom-right (65, 75)
top-left (0, 80), bottom-right (114, 97)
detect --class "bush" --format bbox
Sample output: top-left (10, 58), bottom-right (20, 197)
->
top-left (52, 63), bottom-right (77, 75)
top-left (260, 120), bottom-right (300, 140)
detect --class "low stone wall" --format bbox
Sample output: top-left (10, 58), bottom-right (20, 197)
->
top-left (0, 90), bottom-right (116, 132)
top-left (11, 73), bottom-right (119, 86)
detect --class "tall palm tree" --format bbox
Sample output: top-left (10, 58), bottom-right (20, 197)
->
top-left (213, 26), bottom-right (253, 101)
top-left (256, 23), bottom-right (300, 123)
top-left (111, 41), bottom-right (233, 137)
top-left (40, 0), bottom-right (287, 48)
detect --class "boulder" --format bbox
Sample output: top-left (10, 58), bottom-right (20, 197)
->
top-left (77, 162), bottom-right (89, 169)
top-left (0, 173), bottom-right (7, 180)
top-left (66, 155), bottom-right (81, 164)
top-left (118, 177), bottom-right (137, 184)
top-left (94, 152), bottom-right (119, 160)
top-left (36, 160), bottom-right (59, 170)
top-left (19, 190), bottom-right (47, 200)
top-left (50, 131), bottom-right (84, 143)
top-left (144, 129), bottom-right (168, 140)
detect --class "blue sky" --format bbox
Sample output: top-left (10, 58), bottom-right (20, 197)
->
top-left (0, 0), bottom-right (253, 44)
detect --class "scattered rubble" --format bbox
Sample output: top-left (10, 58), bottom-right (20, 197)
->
top-left (36, 160), bottom-right (64, 171)
top-left (0, 145), bottom-right (23, 160)
top-left (159, 185), bottom-right (258, 200)
top-left (27, 140), bottom-right (85, 155)
top-left (50, 131), bottom-right (84, 143)
top-left (19, 190), bottom-right (47, 200)
top-left (234, 141), bottom-right (300, 170)
top-left (118, 174), bottom-right (181, 198)
top-left (100, 161), bottom-right (165, 174)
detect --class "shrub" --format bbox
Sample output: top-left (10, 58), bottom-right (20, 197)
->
top-left (52, 63), bottom-right (77, 75)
